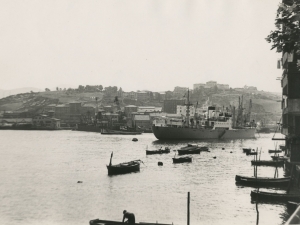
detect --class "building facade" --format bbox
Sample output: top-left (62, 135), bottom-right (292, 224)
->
top-left (281, 51), bottom-right (300, 162)
top-left (133, 115), bottom-right (151, 129)
top-left (32, 114), bottom-right (60, 129)
top-left (163, 100), bottom-right (185, 113)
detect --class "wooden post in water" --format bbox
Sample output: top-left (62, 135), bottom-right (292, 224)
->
top-left (187, 192), bottom-right (190, 225)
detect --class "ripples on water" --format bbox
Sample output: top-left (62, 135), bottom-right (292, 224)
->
top-left (0, 131), bottom-right (289, 225)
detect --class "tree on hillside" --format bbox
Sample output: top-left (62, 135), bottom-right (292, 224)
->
top-left (56, 87), bottom-right (59, 91)
top-left (78, 85), bottom-right (85, 92)
top-left (118, 87), bottom-right (123, 97)
top-left (99, 85), bottom-right (103, 91)
top-left (45, 88), bottom-right (50, 92)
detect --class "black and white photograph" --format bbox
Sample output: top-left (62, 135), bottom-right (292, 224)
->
top-left (1, 1), bottom-right (299, 225)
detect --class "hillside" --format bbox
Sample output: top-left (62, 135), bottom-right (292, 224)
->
top-left (0, 89), bottom-right (282, 125)
top-left (0, 87), bottom-right (41, 98)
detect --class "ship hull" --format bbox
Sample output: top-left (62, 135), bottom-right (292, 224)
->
top-left (151, 125), bottom-right (255, 140)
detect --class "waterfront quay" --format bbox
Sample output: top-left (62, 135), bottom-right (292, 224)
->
top-left (0, 130), bottom-right (294, 225)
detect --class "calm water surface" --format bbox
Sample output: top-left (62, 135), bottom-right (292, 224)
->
top-left (0, 130), bottom-right (290, 225)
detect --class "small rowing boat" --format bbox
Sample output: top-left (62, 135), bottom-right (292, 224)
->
top-left (235, 175), bottom-right (290, 187)
top-left (172, 156), bottom-right (192, 163)
top-left (251, 160), bottom-right (284, 167)
top-left (106, 152), bottom-right (141, 175)
top-left (146, 147), bottom-right (170, 155)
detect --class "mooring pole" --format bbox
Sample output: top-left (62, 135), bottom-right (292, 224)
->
top-left (187, 192), bottom-right (190, 225)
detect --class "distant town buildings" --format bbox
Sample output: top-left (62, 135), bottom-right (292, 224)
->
top-left (173, 86), bottom-right (188, 98)
top-left (194, 81), bottom-right (229, 90)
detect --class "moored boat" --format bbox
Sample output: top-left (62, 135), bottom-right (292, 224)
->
top-left (101, 129), bottom-right (142, 135)
top-left (90, 219), bottom-right (173, 225)
top-left (146, 147), bottom-right (170, 155)
top-left (269, 149), bottom-right (283, 153)
top-left (235, 175), bottom-right (290, 187)
top-left (177, 145), bottom-right (201, 155)
top-left (243, 148), bottom-right (252, 153)
top-left (271, 155), bottom-right (288, 161)
top-left (172, 156), bottom-right (192, 163)
top-left (251, 160), bottom-right (284, 167)
top-left (246, 151), bottom-right (258, 156)
top-left (251, 190), bottom-right (300, 202)
top-left (106, 152), bottom-right (141, 175)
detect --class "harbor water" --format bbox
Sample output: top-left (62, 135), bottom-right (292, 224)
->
top-left (0, 130), bottom-right (290, 225)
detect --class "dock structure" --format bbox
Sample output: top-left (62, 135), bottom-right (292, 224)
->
top-left (89, 219), bottom-right (173, 225)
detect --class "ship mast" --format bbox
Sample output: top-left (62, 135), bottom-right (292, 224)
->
top-left (185, 89), bottom-right (192, 127)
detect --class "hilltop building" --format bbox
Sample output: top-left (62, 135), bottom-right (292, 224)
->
top-left (194, 81), bottom-right (229, 90)
top-left (173, 86), bottom-right (188, 98)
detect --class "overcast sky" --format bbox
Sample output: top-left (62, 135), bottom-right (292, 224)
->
top-left (0, 0), bottom-right (282, 92)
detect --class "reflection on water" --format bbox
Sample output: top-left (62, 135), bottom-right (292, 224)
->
top-left (0, 131), bottom-right (290, 225)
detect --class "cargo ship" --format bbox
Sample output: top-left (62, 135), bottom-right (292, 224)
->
top-left (152, 91), bottom-right (256, 140)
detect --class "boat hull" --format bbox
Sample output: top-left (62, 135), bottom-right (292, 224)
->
top-left (235, 175), bottom-right (290, 187)
top-left (146, 149), bottom-right (170, 155)
top-left (106, 163), bottom-right (140, 175)
top-left (269, 150), bottom-right (282, 153)
top-left (172, 157), bottom-right (192, 163)
top-left (251, 190), bottom-right (300, 202)
top-left (151, 125), bottom-right (255, 140)
top-left (251, 160), bottom-right (284, 167)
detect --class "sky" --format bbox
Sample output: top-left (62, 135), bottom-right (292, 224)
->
top-left (0, 0), bottom-right (283, 92)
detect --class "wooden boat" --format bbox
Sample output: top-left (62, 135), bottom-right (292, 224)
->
top-left (172, 156), bottom-right (192, 163)
top-left (271, 155), bottom-right (288, 161)
top-left (199, 146), bottom-right (209, 152)
top-left (251, 190), bottom-right (300, 202)
top-left (90, 219), bottom-right (173, 225)
top-left (243, 148), bottom-right (252, 153)
top-left (246, 151), bottom-right (257, 156)
top-left (235, 175), bottom-right (290, 187)
top-left (146, 147), bottom-right (170, 155)
top-left (251, 160), bottom-right (284, 167)
top-left (106, 152), bottom-right (141, 175)
top-left (177, 145), bottom-right (201, 155)
top-left (269, 149), bottom-right (282, 153)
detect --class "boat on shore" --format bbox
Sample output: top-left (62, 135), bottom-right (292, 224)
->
top-left (251, 190), bottom-right (300, 202)
top-left (152, 93), bottom-right (255, 140)
top-left (235, 175), bottom-right (290, 187)
top-left (172, 156), bottom-right (192, 163)
top-left (146, 147), bottom-right (170, 155)
top-left (106, 152), bottom-right (141, 175)
top-left (251, 160), bottom-right (284, 167)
